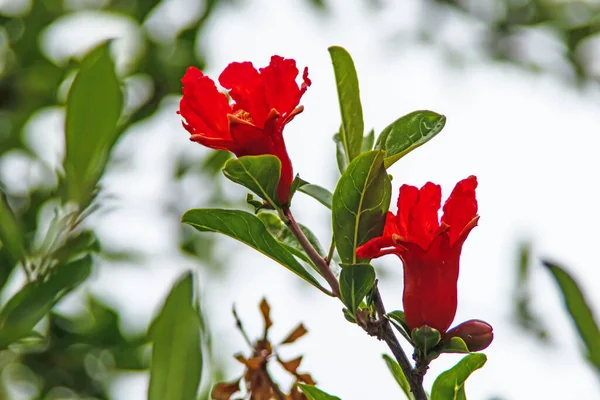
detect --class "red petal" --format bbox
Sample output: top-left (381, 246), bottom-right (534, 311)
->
top-left (219, 62), bottom-right (269, 128)
top-left (260, 56), bottom-right (306, 116)
top-left (180, 67), bottom-right (231, 139)
top-left (228, 117), bottom-right (269, 156)
top-left (397, 182), bottom-right (441, 249)
top-left (441, 176), bottom-right (478, 246)
top-left (382, 212), bottom-right (401, 236)
top-left (356, 235), bottom-right (399, 259)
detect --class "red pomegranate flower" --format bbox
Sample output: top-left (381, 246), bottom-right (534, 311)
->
top-left (178, 56), bottom-right (311, 205)
top-left (356, 176), bottom-right (479, 334)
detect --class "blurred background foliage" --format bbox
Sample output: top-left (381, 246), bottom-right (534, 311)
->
top-left (0, 0), bottom-right (599, 399)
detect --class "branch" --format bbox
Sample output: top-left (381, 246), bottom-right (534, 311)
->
top-left (373, 286), bottom-right (428, 400)
top-left (282, 207), bottom-right (340, 297)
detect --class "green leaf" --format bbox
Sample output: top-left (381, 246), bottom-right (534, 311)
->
top-left (441, 336), bottom-right (471, 354)
top-left (298, 384), bottom-right (341, 400)
top-left (0, 256), bottom-right (92, 348)
top-left (382, 354), bottom-right (414, 400)
top-left (542, 260), bottom-right (600, 373)
top-left (299, 184), bottom-right (333, 209)
top-left (182, 209), bottom-right (328, 294)
top-left (362, 129), bottom-right (375, 152)
top-left (339, 264), bottom-right (375, 314)
top-left (332, 150), bottom-right (391, 264)
top-left (222, 155), bottom-right (281, 208)
top-left (333, 132), bottom-right (347, 174)
top-left (64, 42), bottom-right (123, 207)
top-left (328, 46), bottom-right (364, 164)
top-left (148, 272), bottom-right (202, 400)
top-left (0, 192), bottom-right (25, 264)
top-left (375, 110), bottom-right (445, 169)
top-left (431, 353), bottom-right (487, 400)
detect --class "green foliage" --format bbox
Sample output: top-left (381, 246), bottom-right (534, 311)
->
top-left (431, 353), bottom-right (487, 400)
top-left (328, 46), bottom-right (364, 165)
top-left (374, 110), bottom-right (446, 168)
top-left (441, 336), bottom-right (470, 354)
top-left (223, 155), bottom-right (282, 208)
top-left (362, 129), bottom-right (375, 152)
top-left (543, 260), bottom-right (600, 374)
top-left (339, 264), bottom-right (375, 314)
top-left (332, 150), bottom-right (391, 264)
top-left (387, 310), bottom-right (412, 343)
top-left (0, 191), bottom-right (26, 264)
top-left (382, 354), bottom-right (414, 400)
top-left (64, 42), bottom-right (123, 208)
top-left (299, 384), bottom-right (342, 400)
top-left (0, 256), bottom-right (92, 348)
top-left (299, 183), bottom-right (334, 209)
top-left (182, 209), bottom-right (329, 294)
top-left (411, 326), bottom-right (441, 356)
top-left (333, 132), bottom-right (347, 173)
top-left (148, 272), bottom-right (203, 400)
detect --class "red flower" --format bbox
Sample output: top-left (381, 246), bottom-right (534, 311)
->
top-left (179, 56), bottom-right (311, 205)
top-left (356, 176), bottom-right (479, 333)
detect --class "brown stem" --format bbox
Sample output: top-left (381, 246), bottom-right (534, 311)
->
top-left (373, 286), bottom-right (428, 400)
top-left (282, 207), bottom-right (340, 297)
top-left (262, 366), bottom-right (286, 400)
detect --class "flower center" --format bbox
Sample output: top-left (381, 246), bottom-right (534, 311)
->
top-left (233, 109), bottom-right (254, 124)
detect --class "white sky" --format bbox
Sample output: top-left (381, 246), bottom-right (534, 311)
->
top-left (11, 0), bottom-right (600, 399)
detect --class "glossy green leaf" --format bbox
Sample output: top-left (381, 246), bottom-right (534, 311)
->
top-left (299, 184), bottom-right (333, 209)
top-left (362, 129), bottom-right (375, 152)
top-left (222, 155), bottom-right (281, 208)
top-left (332, 150), bottom-right (391, 264)
top-left (375, 110), bottom-right (445, 169)
top-left (64, 42), bottom-right (123, 207)
top-left (431, 353), bottom-right (487, 400)
top-left (182, 209), bottom-right (327, 294)
top-left (542, 260), bottom-right (600, 372)
top-left (382, 354), bottom-right (414, 400)
top-left (148, 272), bottom-right (202, 400)
top-left (339, 264), bottom-right (375, 314)
top-left (328, 46), bottom-right (364, 164)
top-left (298, 384), bottom-right (341, 400)
top-left (0, 192), bottom-right (25, 264)
top-left (0, 256), bottom-right (92, 348)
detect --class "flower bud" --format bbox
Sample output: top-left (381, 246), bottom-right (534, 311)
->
top-left (443, 319), bottom-right (493, 352)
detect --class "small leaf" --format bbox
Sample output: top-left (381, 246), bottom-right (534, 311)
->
top-left (339, 264), bottom-right (375, 314)
top-left (382, 354), bottom-right (414, 400)
top-left (332, 150), bottom-right (391, 264)
top-left (441, 336), bottom-right (470, 354)
top-left (298, 184), bottom-right (333, 209)
top-left (328, 46), bottom-right (364, 164)
top-left (148, 272), bottom-right (202, 400)
top-left (411, 326), bottom-right (441, 355)
top-left (542, 260), bottom-right (600, 373)
top-left (333, 133), bottom-right (347, 174)
top-left (298, 384), bottom-right (341, 400)
top-left (211, 379), bottom-right (241, 400)
top-left (64, 42), bottom-right (123, 207)
top-left (0, 256), bottom-right (92, 348)
top-left (374, 110), bottom-right (445, 169)
top-left (387, 311), bottom-right (412, 343)
top-left (0, 192), bottom-right (26, 264)
top-left (182, 209), bottom-right (328, 294)
top-left (223, 155), bottom-right (281, 208)
top-left (259, 298), bottom-right (272, 332)
top-left (279, 356), bottom-right (303, 374)
top-left (362, 129), bottom-right (375, 152)
top-left (342, 308), bottom-right (356, 323)
top-left (431, 353), bottom-right (487, 400)
top-left (281, 323), bottom-right (308, 344)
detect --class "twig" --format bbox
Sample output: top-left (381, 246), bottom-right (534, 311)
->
top-left (282, 207), bottom-right (340, 297)
top-left (232, 306), bottom-right (254, 348)
top-left (325, 236), bottom-right (335, 265)
top-left (262, 366), bottom-right (286, 400)
top-left (373, 286), bottom-right (428, 400)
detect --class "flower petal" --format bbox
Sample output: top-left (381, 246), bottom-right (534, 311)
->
top-left (441, 175), bottom-right (478, 246)
top-left (356, 234), bottom-right (399, 259)
top-left (219, 61), bottom-right (269, 127)
top-left (180, 67), bottom-right (231, 138)
top-left (397, 182), bottom-right (441, 249)
top-left (260, 56), bottom-right (307, 116)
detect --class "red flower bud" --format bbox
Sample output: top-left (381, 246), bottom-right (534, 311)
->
top-left (443, 319), bottom-right (493, 352)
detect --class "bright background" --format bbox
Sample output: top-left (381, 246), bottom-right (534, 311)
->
top-left (2, 0), bottom-right (600, 399)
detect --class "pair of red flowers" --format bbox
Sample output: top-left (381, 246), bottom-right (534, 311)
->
top-left (178, 56), bottom-right (492, 350)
